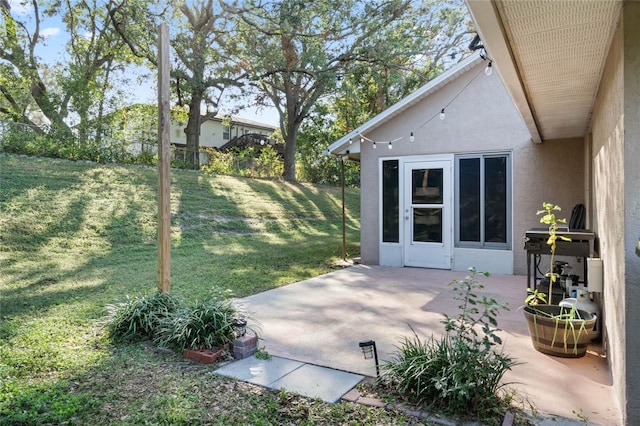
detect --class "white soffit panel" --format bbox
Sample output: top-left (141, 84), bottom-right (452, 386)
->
top-left (494, 0), bottom-right (621, 140)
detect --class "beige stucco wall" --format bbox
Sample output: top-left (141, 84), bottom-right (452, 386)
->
top-left (623, 3), bottom-right (640, 423)
top-left (591, 12), bottom-right (625, 421)
top-left (590, 3), bottom-right (640, 423)
top-left (359, 61), bottom-right (585, 276)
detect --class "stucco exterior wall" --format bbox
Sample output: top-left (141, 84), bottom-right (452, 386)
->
top-left (589, 6), bottom-right (640, 422)
top-left (623, 3), bottom-right (640, 423)
top-left (358, 61), bottom-right (585, 275)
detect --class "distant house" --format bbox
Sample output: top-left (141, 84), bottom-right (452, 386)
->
top-left (170, 115), bottom-right (276, 150)
top-left (105, 105), bottom-right (277, 164)
top-left (170, 115), bottom-right (277, 165)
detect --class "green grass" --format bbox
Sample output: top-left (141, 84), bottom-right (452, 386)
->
top-left (0, 154), bottom-right (438, 425)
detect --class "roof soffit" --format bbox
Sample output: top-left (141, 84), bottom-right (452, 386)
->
top-left (466, 0), bottom-right (621, 142)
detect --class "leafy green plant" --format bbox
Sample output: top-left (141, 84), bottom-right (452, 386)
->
top-left (524, 287), bottom-right (547, 306)
top-left (255, 347), bottom-right (272, 360)
top-left (105, 292), bottom-right (182, 341)
top-left (536, 202), bottom-right (571, 303)
top-left (153, 298), bottom-right (240, 351)
top-left (381, 268), bottom-right (516, 424)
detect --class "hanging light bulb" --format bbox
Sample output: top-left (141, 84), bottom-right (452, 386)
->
top-left (439, 108), bottom-right (446, 120)
top-left (485, 61), bottom-right (493, 76)
top-left (372, 142), bottom-right (377, 149)
top-left (410, 132), bottom-right (414, 142)
top-left (349, 138), bottom-right (352, 145)
top-left (388, 141), bottom-right (392, 150)
top-left (360, 136), bottom-right (364, 144)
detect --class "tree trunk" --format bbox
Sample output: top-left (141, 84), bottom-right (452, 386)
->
top-left (184, 95), bottom-right (202, 169)
top-left (282, 121), bottom-right (299, 182)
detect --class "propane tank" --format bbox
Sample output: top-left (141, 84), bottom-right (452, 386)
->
top-left (559, 289), bottom-right (601, 340)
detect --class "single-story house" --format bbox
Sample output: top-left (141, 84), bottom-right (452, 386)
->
top-left (329, 1), bottom-right (640, 423)
top-left (327, 51), bottom-right (584, 276)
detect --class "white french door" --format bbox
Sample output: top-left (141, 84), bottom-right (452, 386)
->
top-left (403, 160), bottom-right (452, 269)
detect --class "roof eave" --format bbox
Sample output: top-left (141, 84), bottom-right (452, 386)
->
top-left (465, 0), bottom-right (542, 144)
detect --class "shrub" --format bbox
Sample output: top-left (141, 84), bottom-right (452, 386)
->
top-left (201, 146), bottom-right (283, 179)
top-left (153, 298), bottom-right (239, 351)
top-left (381, 268), bottom-right (516, 424)
top-left (201, 148), bottom-right (235, 175)
top-left (127, 149), bottom-right (157, 166)
top-left (105, 292), bottom-right (182, 341)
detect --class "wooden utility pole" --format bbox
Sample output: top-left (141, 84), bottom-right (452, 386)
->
top-left (341, 156), bottom-right (347, 261)
top-left (157, 23), bottom-right (171, 293)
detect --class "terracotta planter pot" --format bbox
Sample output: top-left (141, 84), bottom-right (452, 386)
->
top-left (523, 305), bottom-right (597, 358)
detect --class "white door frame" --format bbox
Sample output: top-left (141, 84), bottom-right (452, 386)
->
top-left (402, 158), bottom-right (453, 269)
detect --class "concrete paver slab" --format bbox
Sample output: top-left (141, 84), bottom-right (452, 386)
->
top-left (215, 356), bottom-right (303, 387)
top-left (215, 355), bottom-right (364, 403)
top-left (269, 363), bottom-right (363, 403)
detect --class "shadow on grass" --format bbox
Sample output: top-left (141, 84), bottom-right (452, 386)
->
top-left (1, 154), bottom-right (360, 316)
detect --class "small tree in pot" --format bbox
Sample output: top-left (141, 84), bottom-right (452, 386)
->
top-left (523, 202), bottom-right (597, 357)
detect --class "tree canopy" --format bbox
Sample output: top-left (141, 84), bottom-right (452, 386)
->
top-left (227, 0), bottom-right (473, 181)
top-left (109, 0), bottom-right (245, 169)
top-left (1, 0), bottom-right (475, 180)
top-left (0, 0), bottom-right (141, 142)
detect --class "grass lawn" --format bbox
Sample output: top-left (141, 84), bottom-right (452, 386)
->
top-left (0, 154), bottom-right (433, 425)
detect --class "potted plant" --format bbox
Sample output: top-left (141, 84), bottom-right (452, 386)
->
top-left (522, 202), bottom-right (597, 358)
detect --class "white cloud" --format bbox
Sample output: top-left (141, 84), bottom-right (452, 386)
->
top-left (40, 27), bottom-right (61, 39)
top-left (9, 0), bottom-right (32, 15)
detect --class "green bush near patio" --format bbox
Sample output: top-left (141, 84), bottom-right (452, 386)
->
top-left (381, 269), bottom-right (517, 425)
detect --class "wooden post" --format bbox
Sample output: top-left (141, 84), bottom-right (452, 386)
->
top-left (341, 156), bottom-right (347, 261)
top-left (157, 23), bottom-right (171, 293)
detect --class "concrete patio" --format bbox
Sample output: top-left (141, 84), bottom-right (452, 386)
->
top-left (234, 264), bottom-right (620, 425)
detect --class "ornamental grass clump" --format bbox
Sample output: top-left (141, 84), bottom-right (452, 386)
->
top-left (153, 298), bottom-right (239, 351)
top-left (105, 292), bottom-right (182, 341)
top-left (106, 293), bottom-right (245, 352)
top-left (381, 268), bottom-right (516, 424)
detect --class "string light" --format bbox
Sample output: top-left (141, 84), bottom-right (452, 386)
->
top-left (485, 61), bottom-right (493, 76)
top-left (357, 133), bottom-right (403, 150)
top-left (342, 54), bottom-right (492, 155)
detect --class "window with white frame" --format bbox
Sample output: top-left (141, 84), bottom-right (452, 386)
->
top-left (381, 159), bottom-right (400, 243)
top-left (455, 153), bottom-right (511, 249)
top-left (223, 125), bottom-right (230, 140)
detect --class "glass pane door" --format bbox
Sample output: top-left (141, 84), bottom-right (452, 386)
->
top-left (404, 160), bottom-right (451, 269)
